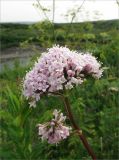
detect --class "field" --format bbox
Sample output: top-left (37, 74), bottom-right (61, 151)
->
top-left (0, 19), bottom-right (119, 159)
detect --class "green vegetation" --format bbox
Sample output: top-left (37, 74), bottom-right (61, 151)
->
top-left (1, 19), bottom-right (119, 50)
top-left (0, 20), bottom-right (119, 159)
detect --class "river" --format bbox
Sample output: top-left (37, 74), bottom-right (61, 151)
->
top-left (0, 47), bottom-right (43, 72)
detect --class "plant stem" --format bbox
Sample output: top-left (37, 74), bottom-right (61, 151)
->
top-left (52, 0), bottom-right (56, 43)
top-left (62, 94), bottom-right (97, 160)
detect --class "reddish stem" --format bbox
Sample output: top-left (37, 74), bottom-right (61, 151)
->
top-left (62, 95), bottom-right (97, 160)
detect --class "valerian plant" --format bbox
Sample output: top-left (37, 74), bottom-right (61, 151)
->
top-left (23, 45), bottom-right (103, 160)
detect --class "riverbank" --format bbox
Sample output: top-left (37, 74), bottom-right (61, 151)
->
top-left (0, 46), bottom-right (45, 71)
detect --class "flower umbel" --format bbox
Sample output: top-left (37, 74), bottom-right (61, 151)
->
top-left (23, 45), bottom-right (103, 107)
top-left (37, 109), bottom-right (71, 144)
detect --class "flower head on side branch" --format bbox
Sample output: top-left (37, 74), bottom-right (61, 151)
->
top-left (37, 109), bottom-right (71, 144)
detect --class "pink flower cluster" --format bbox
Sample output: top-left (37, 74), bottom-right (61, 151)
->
top-left (37, 109), bottom-right (71, 144)
top-left (23, 45), bottom-right (103, 107)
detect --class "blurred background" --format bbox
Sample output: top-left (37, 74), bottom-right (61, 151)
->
top-left (0, 0), bottom-right (119, 159)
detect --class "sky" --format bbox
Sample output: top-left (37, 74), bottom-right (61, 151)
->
top-left (0, 0), bottom-right (119, 23)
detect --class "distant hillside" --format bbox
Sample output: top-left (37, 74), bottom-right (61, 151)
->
top-left (55, 19), bottom-right (119, 30)
top-left (1, 19), bottom-right (119, 51)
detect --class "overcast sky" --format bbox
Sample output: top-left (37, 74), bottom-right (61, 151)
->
top-left (1, 0), bottom-right (119, 23)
